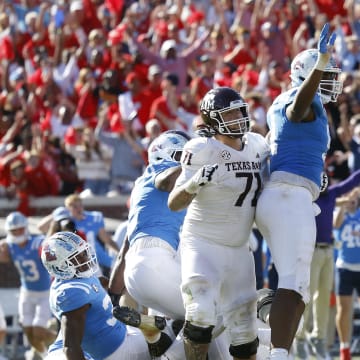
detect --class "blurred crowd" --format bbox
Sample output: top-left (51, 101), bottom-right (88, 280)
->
top-left (0, 0), bottom-right (359, 215)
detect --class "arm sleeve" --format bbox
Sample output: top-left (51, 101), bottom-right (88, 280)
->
top-left (332, 168), bottom-right (360, 198)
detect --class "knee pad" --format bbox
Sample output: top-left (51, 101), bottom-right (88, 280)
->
top-left (147, 332), bottom-right (173, 357)
top-left (183, 321), bottom-right (214, 344)
top-left (257, 288), bottom-right (275, 323)
top-left (182, 279), bottom-right (217, 326)
top-left (229, 337), bottom-right (259, 359)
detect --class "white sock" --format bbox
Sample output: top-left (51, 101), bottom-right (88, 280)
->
top-left (258, 328), bottom-right (271, 346)
top-left (270, 348), bottom-right (289, 360)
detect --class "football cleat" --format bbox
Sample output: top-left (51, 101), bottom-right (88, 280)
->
top-left (113, 306), bottom-right (166, 332)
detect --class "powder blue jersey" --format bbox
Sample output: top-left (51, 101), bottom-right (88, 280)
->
top-left (48, 276), bottom-right (126, 359)
top-left (73, 211), bottom-right (113, 268)
top-left (336, 209), bottom-right (360, 266)
top-left (267, 88), bottom-right (330, 187)
top-left (127, 160), bottom-right (186, 250)
top-left (7, 234), bottom-right (51, 291)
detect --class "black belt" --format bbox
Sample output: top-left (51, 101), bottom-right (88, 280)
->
top-left (315, 243), bottom-right (332, 249)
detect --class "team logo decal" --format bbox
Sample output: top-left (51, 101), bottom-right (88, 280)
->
top-left (201, 93), bottom-right (215, 110)
top-left (221, 150), bottom-right (231, 160)
top-left (43, 244), bottom-right (57, 261)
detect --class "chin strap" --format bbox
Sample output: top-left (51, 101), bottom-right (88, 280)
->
top-left (195, 126), bottom-right (216, 138)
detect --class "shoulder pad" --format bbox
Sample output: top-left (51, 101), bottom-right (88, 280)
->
top-left (181, 137), bottom-right (215, 168)
top-left (273, 88), bottom-right (297, 106)
top-left (246, 132), bottom-right (271, 154)
top-left (56, 280), bottom-right (92, 312)
top-left (87, 211), bottom-right (104, 221)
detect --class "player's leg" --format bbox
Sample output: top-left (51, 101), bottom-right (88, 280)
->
top-left (124, 240), bottom-right (185, 320)
top-left (335, 268), bottom-right (355, 360)
top-left (225, 303), bottom-right (258, 360)
top-left (113, 305), bottom-right (176, 358)
top-left (309, 248), bottom-right (334, 359)
top-left (295, 248), bottom-right (321, 360)
top-left (256, 184), bottom-right (316, 358)
top-left (221, 246), bottom-right (258, 360)
top-left (33, 293), bottom-right (58, 346)
top-left (180, 236), bottom-right (221, 360)
top-left (20, 290), bottom-right (55, 357)
top-left (105, 326), bottom-right (152, 360)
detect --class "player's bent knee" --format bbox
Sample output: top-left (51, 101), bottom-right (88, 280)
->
top-left (229, 337), bottom-right (259, 359)
top-left (183, 321), bottom-right (214, 344)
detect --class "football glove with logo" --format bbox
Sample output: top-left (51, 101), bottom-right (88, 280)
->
top-left (184, 164), bottom-right (219, 194)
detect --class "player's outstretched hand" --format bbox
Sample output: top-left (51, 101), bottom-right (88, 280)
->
top-left (316, 23), bottom-right (336, 70)
top-left (318, 23), bottom-right (336, 54)
top-left (184, 164), bottom-right (219, 194)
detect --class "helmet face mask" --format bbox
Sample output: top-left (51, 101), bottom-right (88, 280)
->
top-left (319, 71), bottom-right (343, 103)
top-left (200, 87), bottom-right (250, 137)
top-left (5, 212), bottom-right (28, 244)
top-left (148, 130), bottom-right (191, 164)
top-left (7, 229), bottom-right (27, 245)
top-left (290, 49), bottom-right (343, 103)
top-left (41, 232), bottom-right (98, 280)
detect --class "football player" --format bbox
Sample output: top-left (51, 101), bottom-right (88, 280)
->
top-left (42, 231), bottom-right (173, 360)
top-left (109, 129), bottom-right (233, 359)
top-left (333, 189), bottom-right (360, 360)
top-left (120, 130), bottom-right (190, 320)
top-left (254, 23), bottom-right (343, 360)
top-left (0, 212), bottom-right (57, 359)
top-left (64, 193), bottom-right (119, 277)
top-left (168, 86), bottom-right (270, 360)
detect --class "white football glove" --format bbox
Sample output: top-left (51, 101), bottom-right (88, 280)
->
top-left (184, 164), bottom-right (219, 194)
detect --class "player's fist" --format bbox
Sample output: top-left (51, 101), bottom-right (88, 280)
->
top-left (196, 164), bottom-right (219, 186)
top-left (184, 164), bottom-right (219, 194)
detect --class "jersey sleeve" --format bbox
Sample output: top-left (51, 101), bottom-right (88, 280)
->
top-left (152, 160), bottom-right (179, 176)
top-left (175, 137), bottom-right (216, 187)
top-left (56, 283), bottom-right (91, 315)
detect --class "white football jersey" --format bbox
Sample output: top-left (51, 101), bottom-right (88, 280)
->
top-left (176, 133), bottom-right (270, 247)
